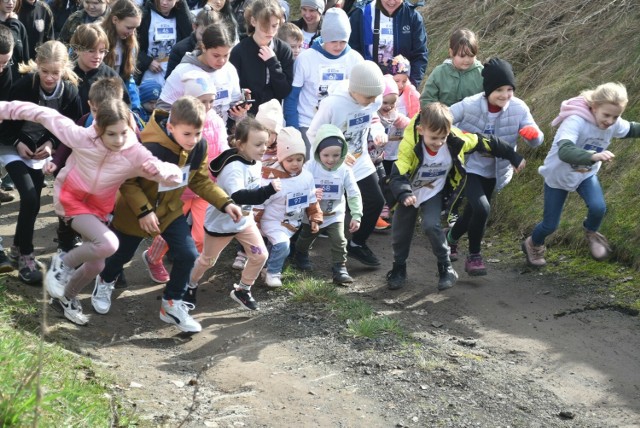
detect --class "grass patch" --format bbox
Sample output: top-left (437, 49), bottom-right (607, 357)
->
top-left (0, 281), bottom-right (135, 427)
top-left (283, 273), bottom-right (406, 339)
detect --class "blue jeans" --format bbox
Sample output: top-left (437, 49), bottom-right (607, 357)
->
top-left (101, 216), bottom-right (198, 300)
top-left (531, 175), bottom-right (606, 246)
top-left (266, 241), bottom-right (289, 274)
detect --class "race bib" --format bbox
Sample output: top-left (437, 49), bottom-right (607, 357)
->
top-left (411, 166), bottom-right (447, 189)
top-left (154, 25), bottom-right (175, 42)
top-left (286, 191), bottom-right (309, 213)
top-left (158, 165), bottom-right (190, 192)
top-left (346, 112), bottom-right (370, 134)
top-left (315, 179), bottom-right (342, 200)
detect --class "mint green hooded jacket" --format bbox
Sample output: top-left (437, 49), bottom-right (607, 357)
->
top-left (420, 59), bottom-right (484, 107)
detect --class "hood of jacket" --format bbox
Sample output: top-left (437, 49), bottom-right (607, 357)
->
top-left (312, 123), bottom-right (348, 171)
top-left (209, 147), bottom-right (255, 177)
top-left (179, 50), bottom-right (216, 73)
top-left (311, 38), bottom-right (352, 60)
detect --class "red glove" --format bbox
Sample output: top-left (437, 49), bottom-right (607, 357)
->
top-left (519, 125), bottom-right (539, 141)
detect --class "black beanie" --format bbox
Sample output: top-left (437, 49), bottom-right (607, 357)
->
top-left (482, 58), bottom-right (516, 96)
top-left (317, 136), bottom-right (343, 153)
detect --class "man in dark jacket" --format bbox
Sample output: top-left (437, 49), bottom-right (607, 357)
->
top-left (0, 0), bottom-right (30, 78)
top-left (348, 0), bottom-right (427, 87)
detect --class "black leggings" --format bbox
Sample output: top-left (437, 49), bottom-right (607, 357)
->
top-left (450, 173), bottom-right (495, 255)
top-left (5, 161), bottom-right (44, 255)
top-left (351, 172), bottom-right (385, 246)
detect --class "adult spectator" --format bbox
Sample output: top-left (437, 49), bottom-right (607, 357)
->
top-left (348, 0), bottom-right (427, 87)
top-left (48, 0), bottom-right (82, 39)
top-left (59, 0), bottom-right (111, 45)
top-left (18, 0), bottom-right (55, 59)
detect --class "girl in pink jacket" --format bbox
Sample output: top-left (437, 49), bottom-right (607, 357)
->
top-left (0, 99), bottom-right (182, 325)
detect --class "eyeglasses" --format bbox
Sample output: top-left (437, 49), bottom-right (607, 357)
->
top-left (1, 0), bottom-right (16, 4)
top-left (0, 58), bottom-right (14, 70)
top-left (81, 49), bottom-right (109, 55)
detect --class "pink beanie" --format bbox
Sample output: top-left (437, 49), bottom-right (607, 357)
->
top-left (383, 74), bottom-right (399, 97)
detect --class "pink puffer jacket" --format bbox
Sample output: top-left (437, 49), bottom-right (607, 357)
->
top-left (0, 101), bottom-right (182, 221)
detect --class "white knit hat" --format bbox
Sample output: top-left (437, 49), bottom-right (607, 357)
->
top-left (181, 70), bottom-right (216, 98)
top-left (255, 99), bottom-right (283, 134)
top-left (349, 61), bottom-right (385, 97)
top-left (321, 8), bottom-right (350, 43)
top-left (277, 127), bottom-right (306, 162)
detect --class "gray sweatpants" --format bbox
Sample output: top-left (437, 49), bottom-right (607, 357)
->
top-left (392, 193), bottom-right (450, 265)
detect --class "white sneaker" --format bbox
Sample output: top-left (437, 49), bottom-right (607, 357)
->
top-left (264, 271), bottom-right (282, 288)
top-left (45, 252), bottom-right (74, 299)
top-left (159, 298), bottom-right (202, 333)
top-left (91, 276), bottom-right (115, 314)
top-left (58, 296), bottom-right (88, 325)
top-left (232, 252), bottom-right (247, 270)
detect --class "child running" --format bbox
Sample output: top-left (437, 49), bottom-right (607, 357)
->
top-left (293, 124), bottom-right (362, 285)
top-left (257, 127), bottom-right (322, 287)
top-left (0, 40), bottom-right (82, 285)
top-left (386, 102), bottom-right (526, 291)
top-left (0, 98), bottom-right (183, 325)
top-left (522, 82), bottom-right (639, 266)
top-left (446, 58), bottom-right (543, 276)
top-left (188, 117), bottom-right (279, 311)
top-left (93, 96), bottom-right (242, 333)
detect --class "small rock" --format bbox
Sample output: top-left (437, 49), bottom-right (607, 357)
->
top-left (129, 381), bottom-right (143, 388)
top-left (188, 378), bottom-right (198, 386)
top-left (431, 321), bottom-right (443, 328)
top-left (308, 390), bottom-right (317, 396)
top-left (170, 380), bottom-right (185, 388)
top-left (420, 385), bottom-right (428, 390)
top-left (457, 339), bottom-right (477, 347)
top-left (558, 411), bottom-right (575, 420)
top-left (486, 258), bottom-right (500, 263)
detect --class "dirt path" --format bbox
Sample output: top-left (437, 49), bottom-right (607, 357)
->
top-left (2, 190), bottom-right (639, 427)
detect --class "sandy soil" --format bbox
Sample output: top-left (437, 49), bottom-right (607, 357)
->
top-left (1, 188), bottom-right (639, 427)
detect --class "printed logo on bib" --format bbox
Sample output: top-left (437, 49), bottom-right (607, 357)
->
top-left (411, 163), bottom-right (447, 189)
top-left (344, 112), bottom-right (370, 156)
top-left (315, 180), bottom-right (342, 200)
top-left (158, 165), bottom-right (190, 192)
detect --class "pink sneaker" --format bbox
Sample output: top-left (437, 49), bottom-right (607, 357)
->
top-left (464, 254), bottom-right (487, 276)
top-left (142, 250), bottom-right (170, 283)
top-left (380, 205), bottom-right (391, 220)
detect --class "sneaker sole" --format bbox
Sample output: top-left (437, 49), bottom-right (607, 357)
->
top-left (230, 290), bottom-right (258, 310)
top-left (142, 251), bottom-right (170, 283)
top-left (465, 268), bottom-right (487, 276)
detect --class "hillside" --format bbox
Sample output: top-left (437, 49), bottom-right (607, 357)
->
top-left (421, 0), bottom-right (640, 271)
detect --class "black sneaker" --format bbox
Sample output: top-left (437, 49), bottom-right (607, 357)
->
top-left (332, 263), bottom-right (354, 285)
top-left (0, 250), bottom-right (14, 273)
top-left (347, 241), bottom-right (380, 266)
top-left (386, 262), bottom-right (407, 290)
top-left (293, 251), bottom-right (312, 271)
top-left (183, 284), bottom-right (198, 306)
top-left (230, 286), bottom-right (258, 311)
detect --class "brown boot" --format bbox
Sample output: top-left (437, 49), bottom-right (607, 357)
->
top-left (522, 236), bottom-right (546, 267)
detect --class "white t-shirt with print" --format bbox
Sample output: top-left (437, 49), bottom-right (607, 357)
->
top-left (538, 115), bottom-right (630, 191)
top-left (411, 144), bottom-right (452, 207)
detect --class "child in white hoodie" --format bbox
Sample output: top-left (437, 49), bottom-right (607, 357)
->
top-left (256, 127), bottom-right (322, 287)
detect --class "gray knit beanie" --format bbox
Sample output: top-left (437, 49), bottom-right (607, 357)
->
top-left (301, 0), bottom-right (325, 13)
top-left (321, 8), bottom-right (350, 43)
top-left (348, 61), bottom-right (385, 97)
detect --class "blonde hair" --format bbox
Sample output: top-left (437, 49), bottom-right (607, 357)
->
top-left (277, 22), bottom-right (303, 43)
top-left (18, 40), bottom-right (80, 87)
top-left (169, 96), bottom-right (205, 129)
top-left (88, 77), bottom-right (124, 104)
top-left (244, 0), bottom-right (284, 36)
top-left (581, 82), bottom-right (628, 110)
top-left (419, 102), bottom-right (453, 135)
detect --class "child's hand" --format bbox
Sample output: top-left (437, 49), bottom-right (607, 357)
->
top-left (139, 212), bottom-right (161, 235)
top-left (344, 153), bottom-right (356, 167)
top-left (374, 134), bottom-right (388, 147)
top-left (32, 141), bottom-right (53, 160)
top-left (43, 161), bottom-right (57, 175)
top-left (402, 194), bottom-right (416, 206)
top-left (592, 150), bottom-right (615, 163)
top-left (258, 45), bottom-right (276, 62)
top-left (514, 159), bottom-right (526, 173)
top-left (225, 203), bottom-right (243, 223)
top-left (310, 221), bottom-right (319, 234)
top-left (141, 159), bottom-right (160, 176)
top-left (349, 219), bottom-right (361, 233)
top-left (229, 103), bottom-right (251, 119)
top-left (271, 178), bottom-right (282, 192)
top-left (315, 187), bottom-right (323, 201)
top-left (149, 59), bottom-right (163, 73)
top-left (519, 125), bottom-right (540, 141)
top-left (15, 141), bottom-right (34, 160)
